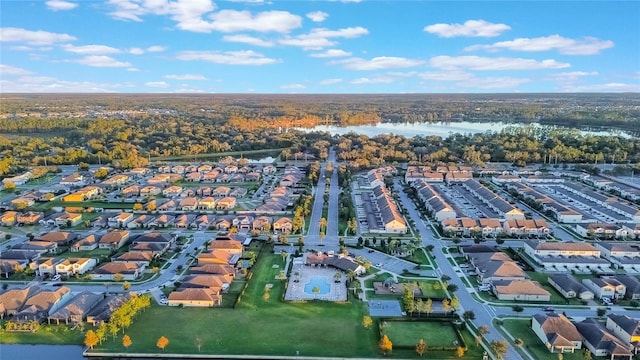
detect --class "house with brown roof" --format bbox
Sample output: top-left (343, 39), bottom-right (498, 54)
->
top-left (47, 291), bottom-right (102, 325)
top-left (185, 172), bottom-right (201, 182)
top-left (36, 231), bottom-right (77, 246)
top-left (178, 197), bottom-right (198, 211)
top-left (174, 214), bottom-right (196, 228)
top-left (14, 286), bottom-right (73, 322)
top-left (216, 197), bottom-right (236, 210)
top-left (70, 234), bottom-right (99, 252)
top-left (149, 214), bottom-right (175, 228)
top-left (140, 185), bottom-right (161, 196)
top-left (198, 197), bottom-right (216, 210)
top-left (30, 257), bottom-right (64, 277)
top-left (181, 274), bottom-right (231, 292)
top-left (189, 263), bottom-right (236, 277)
top-left (212, 186), bottom-right (231, 198)
top-left (0, 211), bottom-right (17, 226)
top-left (112, 251), bottom-right (154, 267)
top-left (273, 217), bottom-right (293, 233)
top-left (121, 185), bottom-right (140, 198)
top-left (91, 262), bottom-right (144, 281)
top-left (214, 217), bottom-right (232, 231)
top-left (492, 279), bottom-right (551, 301)
top-left (127, 214), bottom-right (155, 229)
top-left (16, 211), bottom-right (43, 225)
top-left (108, 212), bottom-right (135, 228)
top-left (55, 258), bottom-right (97, 276)
top-left (102, 174), bottom-right (129, 187)
top-left (0, 286), bottom-right (41, 317)
top-left (252, 216), bottom-right (272, 232)
top-left (503, 219), bottom-right (550, 237)
top-left (162, 185), bottom-right (183, 197)
top-left (209, 239), bottom-right (243, 255)
top-left (194, 214), bottom-right (214, 230)
top-left (98, 230), bottom-right (130, 250)
top-left (532, 312), bottom-right (583, 353)
top-left (156, 199), bottom-right (176, 212)
top-left (14, 240), bottom-right (58, 255)
top-left (168, 288), bottom-right (221, 307)
top-left (54, 212), bottom-right (83, 227)
top-left (197, 249), bottom-right (238, 265)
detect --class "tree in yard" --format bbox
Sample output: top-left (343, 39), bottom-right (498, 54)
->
top-left (514, 338), bottom-right (524, 347)
top-left (441, 274), bottom-right (451, 285)
top-left (157, 336), bottom-right (169, 351)
top-left (490, 340), bottom-right (508, 360)
top-left (132, 203), bottom-right (143, 211)
top-left (319, 217), bottom-right (327, 232)
top-left (378, 334), bottom-right (393, 355)
top-left (425, 298), bottom-right (433, 317)
top-left (475, 335), bottom-right (483, 347)
top-left (122, 334), bottom-right (132, 350)
top-left (122, 281), bottom-right (131, 291)
top-left (113, 273), bottom-right (123, 282)
top-left (450, 296), bottom-right (460, 312)
top-left (597, 307), bottom-right (607, 317)
top-left (362, 316), bottom-right (373, 328)
top-left (415, 339), bottom-right (427, 357)
top-left (447, 284), bottom-right (459, 293)
top-left (558, 353), bottom-right (563, 360)
top-left (583, 349), bottom-right (592, 360)
top-left (280, 250), bottom-right (288, 263)
top-left (402, 284), bottom-right (415, 315)
top-left (4, 181), bottom-right (16, 191)
top-left (479, 325), bottom-right (490, 336)
top-left (333, 270), bottom-right (342, 283)
top-left (195, 337), bottom-right (203, 352)
top-left (84, 330), bottom-right (99, 350)
top-left (442, 298), bottom-right (451, 314)
top-left (147, 202), bottom-right (156, 211)
top-left (463, 310), bottom-right (476, 321)
top-left (263, 290), bottom-right (270, 302)
top-left (456, 346), bottom-right (465, 358)
top-left (512, 304), bottom-right (524, 315)
top-left (95, 323), bottom-right (107, 344)
top-left (415, 298), bottom-right (424, 317)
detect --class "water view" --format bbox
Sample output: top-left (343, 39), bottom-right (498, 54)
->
top-left (304, 276), bottom-right (331, 295)
top-left (295, 121), bottom-right (633, 139)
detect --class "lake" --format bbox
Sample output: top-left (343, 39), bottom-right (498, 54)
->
top-left (0, 344), bottom-right (85, 360)
top-left (295, 121), bottom-right (631, 138)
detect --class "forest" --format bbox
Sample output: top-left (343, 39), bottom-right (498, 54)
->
top-left (0, 94), bottom-right (639, 176)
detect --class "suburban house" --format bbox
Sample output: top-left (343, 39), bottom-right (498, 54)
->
top-left (162, 185), bottom-right (183, 198)
top-left (70, 234), bottom-right (100, 252)
top-left (596, 242), bottom-right (640, 271)
top-left (86, 294), bottom-right (130, 326)
top-left (107, 212), bottom-right (134, 228)
top-left (102, 174), bottom-right (129, 187)
top-left (524, 240), bottom-right (610, 272)
top-left (232, 215), bottom-right (253, 232)
top-left (140, 185), bottom-right (161, 196)
top-left (198, 197), bottom-right (216, 210)
top-left (178, 197), bottom-right (198, 211)
top-left (491, 279), bottom-right (551, 301)
top-left (47, 291), bottom-right (102, 325)
top-left (14, 241), bottom-right (58, 255)
top-left (54, 212), bottom-right (83, 227)
top-left (132, 232), bottom-right (175, 249)
top-left (273, 217), bottom-right (293, 233)
top-left (0, 211), bottom-right (17, 226)
top-left (305, 253), bottom-right (366, 275)
top-left (175, 214), bottom-right (196, 228)
top-left (121, 185), bottom-right (140, 198)
top-left (98, 230), bottom-right (130, 250)
top-left (156, 199), bottom-right (177, 212)
top-left (209, 239), bottom-right (243, 255)
top-left (36, 232), bottom-right (77, 246)
top-left (577, 223), bottom-right (628, 239)
top-left (150, 214), bottom-right (175, 228)
top-left (576, 318), bottom-right (633, 360)
top-left (55, 257), bottom-right (97, 276)
top-left (127, 214), bottom-right (155, 229)
top-left (112, 251), bottom-right (154, 267)
top-left (467, 252), bottom-right (527, 284)
top-left (548, 274), bottom-right (595, 300)
top-left (612, 275), bottom-right (640, 300)
top-left (30, 257), bottom-right (64, 277)
top-left (91, 262), bottom-right (144, 281)
top-left (13, 286), bottom-right (73, 322)
top-left (216, 197), bottom-right (236, 210)
top-left (197, 249), bottom-right (238, 265)
top-left (252, 216), bottom-right (272, 232)
top-left (16, 211), bottom-right (43, 225)
top-left (582, 278), bottom-right (626, 300)
top-left (59, 173), bottom-right (85, 187)
top-left (181, 274), bottom-right (232, 292)
top-left (189, 263), bottom-right (236, 277)
top-left (606, 314), bottom-right (640, 352)
top-left (0, 286), bottom-right (42, 317)
top-left (532, 312), bottom-right (583, 353)
top-left (167, 288), bottom-right (221, 307)
top-left (503, 219), bottom-right (550, 237)
top-left (461, 179), bottom-right (525, 220)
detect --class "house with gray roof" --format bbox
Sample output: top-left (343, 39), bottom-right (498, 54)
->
top-left (576, 318), bottom-right (633, 359)
top-left (613, 275), bottom-right (640, 300)
top-left (606, 314), bottom-right (640, 352)
top-left (548, 274), bottom-right (594, 300)
top-left (47, 291), bottom-right (102, 324)
top-left (86, 293), bottom-right (130, 326)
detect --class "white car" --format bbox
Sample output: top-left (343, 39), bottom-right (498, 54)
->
top-left (52, 274), bottom-right (61, 281)
top-left (375, 263), bottom-right (383, 267)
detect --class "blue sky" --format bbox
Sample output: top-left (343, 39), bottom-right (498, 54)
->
top-left (1, 0), bottom-right (638, 93)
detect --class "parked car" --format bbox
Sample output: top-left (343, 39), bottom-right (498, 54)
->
top-left (543, 306), bottom-right (554, 312)
top-left (52, 274), bottom-right (61, 281)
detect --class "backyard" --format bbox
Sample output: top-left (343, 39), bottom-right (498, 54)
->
top-left (498, 319), bottom-right (585, 360)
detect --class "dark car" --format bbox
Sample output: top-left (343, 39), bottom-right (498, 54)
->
top-left (543, 306), bottom-right (554, 312)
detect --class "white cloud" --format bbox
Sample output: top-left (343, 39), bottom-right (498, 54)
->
top-left (62, 44), bottom-right (121, 55)
top-left (222, 34), bottom-right (274, 47)
top-left (72, 55), bottom-right (132, 68)
top-left (146, 45), bottom-right (166, 52)
top-left (560, 82), bottom-right (640, 92)
top-left (456, 76), bottom-right (530, 89)
top-left (419, 70), bottom-right (474, 81)
top-left (310, 49), bottom-right (352, 58)
top-left (145, 81), bottom-right (170, 88)
top-left (0, 75), bottom-right (134, 92)
top-left (164, 74), bottom-right (207, 80)
top-left (319, 78), bottom-right (343, 85)
top-left (126, 67), bottom-right (140, 72)
top-left (465, 35), bottom-right (614, 55)
top-left (547, 71), bottom-right (598, 82)
top-left (0, 64), bottom-right (33, 75)
top-left (307, 11), bottom-right (328, 23)
top-left (208, 10), bottom-right (302, 33)
top-left (0, 27), bottom-right (76, 45)
top-left (332, 56), bottom-right (425, 70)
top-left (350, 76), bottom-right (395, 84)
top-left (429, 55), bottom-right (570, 70)
top-left (176, 50), bottom-right (279, 65)
top-left (280, 83), bottom-right (306, 89)
top-left (279, 26), bottom-right (368, 50)
top-left (46, 0), bottom-right (78, 11)
top-left (424, 20), bottom-right (511, 38)
top-left (128, 47), bottom-right (144, 55)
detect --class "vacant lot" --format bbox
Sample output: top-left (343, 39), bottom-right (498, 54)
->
top-left (382, 320), bottom-right (459, 348)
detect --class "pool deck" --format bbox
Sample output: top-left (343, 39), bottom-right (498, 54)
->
top-left (285, 263), bottom-right (348, 302)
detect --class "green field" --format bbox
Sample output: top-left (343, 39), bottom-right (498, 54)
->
top-left (0, 323), bottom-right (86, 345)
top-left (382, 320), bottom-right (459, 348)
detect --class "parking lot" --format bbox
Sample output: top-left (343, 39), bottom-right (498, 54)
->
top-left (432, 184), bottom-right (500, 219)
top-left (537, 184), bottom-right (632, 223)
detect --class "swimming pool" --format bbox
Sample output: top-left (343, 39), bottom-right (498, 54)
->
top-left (304, 276), bottom-right (331, 295)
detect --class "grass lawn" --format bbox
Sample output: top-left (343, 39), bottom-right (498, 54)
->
top-left (526, 272), bottom-right (585, 306)
top-left (91, 250), bottom-right (378, 357)
top-left (0, 323), bottom-right (86, 345)
top-left (382, 321), bottom-right (459, 348)
top-left (499, 319), bottom-right (584, 360)
top-left (416, 281), bottom-right (447, 299)
top-left (57, 248), bottom-right (112, 259)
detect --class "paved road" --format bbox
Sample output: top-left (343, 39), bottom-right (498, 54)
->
top-left (305, 148), bottom-right (338, 248)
